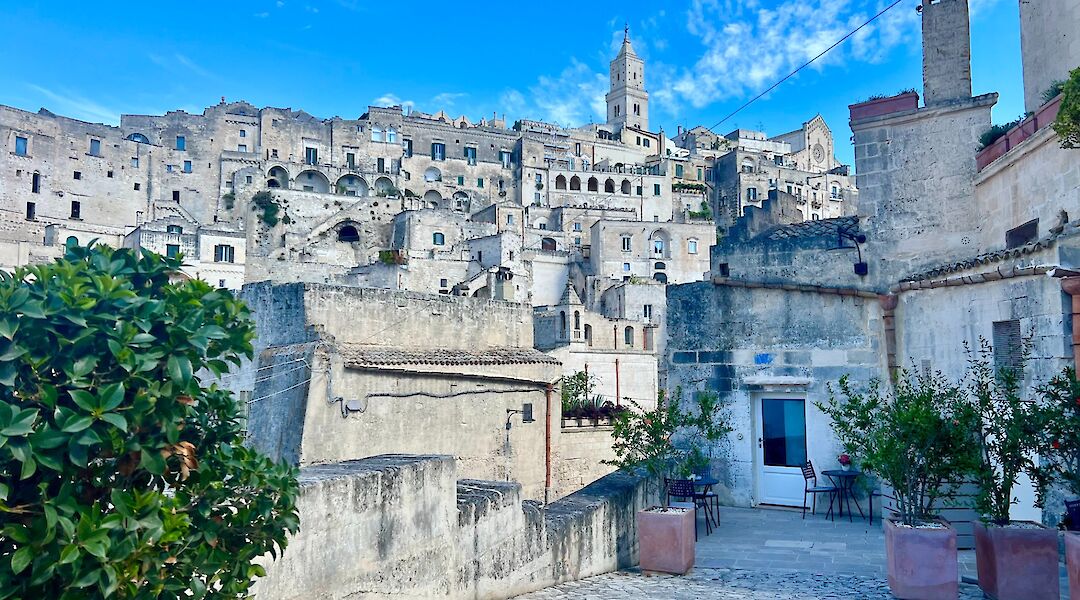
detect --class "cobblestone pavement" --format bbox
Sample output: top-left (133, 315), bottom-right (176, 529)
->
top-left (515, 506), bottom-right (1071, 599)
top-left (514, 567), bottom-right (993, 599)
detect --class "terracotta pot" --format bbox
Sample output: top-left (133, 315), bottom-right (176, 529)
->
top-left (1067, 532), bottom-right (1079, 600)
top-left (884, 517), bottom-right (958, 600)
top-left (972, 520), bottom-right (1059, 600)
top-left (637, 506), bottom-right (695, 575)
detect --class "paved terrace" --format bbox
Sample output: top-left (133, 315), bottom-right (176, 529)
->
top-left (516, 506), bottom-right (1071, 599)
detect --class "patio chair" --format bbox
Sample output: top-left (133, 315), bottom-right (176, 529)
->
top-left (666, 478), bottom-right (712, 539)
top-left (693, 467), bottom-right (720, 524)
top-left (801, 461), bottom-right (837, 520)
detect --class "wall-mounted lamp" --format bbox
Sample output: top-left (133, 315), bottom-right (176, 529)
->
top-left (506, 403), bottom-right (535, 430)
top-left (832, 225), bottom-right (868, 277)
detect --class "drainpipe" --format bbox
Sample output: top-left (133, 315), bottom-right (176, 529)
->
top-left (1060, 278), bottom-right (1080, 373)
top-left (615, 358), bottom-right (621, 407)
top-left (878, 293), bottom-right (899, 383)
top-left (545, 383), bottom-right (553, 504)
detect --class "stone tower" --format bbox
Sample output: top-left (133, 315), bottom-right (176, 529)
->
top-left (606, 26), bottom-right (649, 132)
top-left (920, 0), bottom-right (973, 106)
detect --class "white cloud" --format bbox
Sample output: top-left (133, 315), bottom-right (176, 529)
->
top-left (502, 59), bottom-right (608, 127)
top-left (373, 93), bottom-right (414, 111)
top-left (431, 92), bottom-right (467, 108)
top-left (654, 0), bottom-right (919, 111)
top-left (27, 84), bottom-right (121, 124)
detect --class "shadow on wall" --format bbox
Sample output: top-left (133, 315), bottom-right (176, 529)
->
top-left (254, 454), bottom-right (656, 600)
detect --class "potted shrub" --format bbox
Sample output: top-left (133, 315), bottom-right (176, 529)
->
top-left (606, 392), bottom-right (695, 574)
top-left (966, 341), bottom-right (1059, 600)
top-left (819, 371), bottom-right (979, 600)
top-left (1032, 369), bottom-right (1080, 596)
top-left (560, 370), bottom-right (594, 427)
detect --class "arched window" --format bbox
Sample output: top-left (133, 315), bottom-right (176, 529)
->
top-left (338, 225), bottom-right (360, 242)
top-left (654, 262), bottom-right (666, 270)
top-left (555, 174), bottom-right (567, 190)
top-left (653, 272), bottom-right (668, 284)
top-left (573, 311), bottom-right (581, 330)
top-left (424, 167), bottom-right (442, 182)
top-left (65, 236), bottom-right (79, 247)
top-left (570, 176), bottom-right (581, 191)
top-left (559, 311), bottom-right (567, 336)
top-left (621, 179), bottom-right (631, 194)
top-left (604, 179), bottom-right (615, 193)
top-left (587, 177), bottom-right (598, 192)
top-left (432, 232), bottom-right (445, 246)
top-left (624, 326), bottom-right (634, 347)
top-left (371, 126), bottom-right (383, 142)
top-left (125, 133), bottom-right (150, 144)
top-left (541, 238), bottom-right (557, 251)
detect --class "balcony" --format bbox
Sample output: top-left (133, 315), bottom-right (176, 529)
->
top-left (976, 94), bottom-right (1062, 172)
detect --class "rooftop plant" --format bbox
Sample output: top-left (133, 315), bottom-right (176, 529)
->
top-left (0, 244), bottom-right (299, 598)
top-left (1053, 66), bottom-right (1080, 149)
top-left (818, 371), bottom-right (980, 526)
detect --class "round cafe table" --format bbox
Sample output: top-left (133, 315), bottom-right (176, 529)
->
top-left (691, 475), bottom-right (720, 525)
top-left (821, 469), bottom-right (864, 522)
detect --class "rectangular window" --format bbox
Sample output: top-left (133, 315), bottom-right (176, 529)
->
top-left (14, 136), bottom-right (28, 156)
top-left (1006, 219), bottom-right (1039, 248)
top-left (70, 201), bottom-right (81, 219)
top-left (131, 157), bottom-right (139, 168)
top-left (506, 213), bottom-right (513, 225)
top-left (636, 136), bottom-right (641, 145)
top-left (636, 185), bottom-right (642, 196)
top-left (166, 244), bottom-right (180, 258)
top-left (271, 148), bottom-right (279, 158)
top-left (172, 190), bottom-right (180, 202)
top-left (431, 142), bottom-right (445, 161)
top-left (166, 225), bottom-right (183, 234)
top-left (218, 279), bottom-right (226, 288)
top-left (464, 147), bottom-right (477, 165)
top-left (134, 183), bottom-right (140, 190)
top-left (622, 263), bottom-right (631, 272)
top-left (643, 304), bottom-right (653, 319)
top-left (31, 173), bottom-right (40, 193)
top-left (457, 175), bottom-right (465, 185)
top-left (992, 320), bottom-right (1023, 374)
top-left (239, 129), bottom-right (246, 138)
top-left (175, 136), bottom-right (186, 151)
top-left (246, 175), bottom-right (252, 184)
top-left (73, 171), bottom-right (82, 180)
top-left (477, 178), bottom-right (484, 188)
top-left (534, 192), bottom-right (541, 202)
top-left (305, 147), bottom-right (318, 165)
top-left (774, 155), bottom-right (784, 165)
top-left (643, 138), bottom-right (650, 148)
top-left (107, 170), bottom-right (114, 178)
top-left (574, 142), bottom-right (581, 155)
top-left (25, 202), bottom-right (35, 221)
top-left (377, 158), bottom-right (385, 173)
top-left (89, 139), bottom-right (101, 156)
top-left (697, 168), bottom-right (703, 180)
top-left (573, 222), bottom-right (581, 231)
top-left (653, 183), bottom-right (661, 196)
top-left (535, 173), bottom-right (542, 184)
top-left (574, 236), bottom-right (581, 245)
top-left (675, 164), bottom-right (684, 178)
top-left (440, 278), bottom-right (448, 288)
top-left (237, 144), bottom-right (247, 153)
top-left (688, 239), bottom-right (698, 254)
top-left (500, 150), bottom-right (511, 168)
top-left (347, 152), bottom-right (355, 169)
top-left (404, 139), bottom-right (413, 158)
top-left (214, 244), bottom-right (235, 263)
top-left (621, 236), bottom-right (632, 252)
top-left (183, 160), bottom-right (192, 173)
top-left (761, 398), bottom-right (807, 468)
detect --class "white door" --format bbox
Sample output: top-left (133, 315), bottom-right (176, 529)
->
top-left (755, 396), bottom-right (808, 507)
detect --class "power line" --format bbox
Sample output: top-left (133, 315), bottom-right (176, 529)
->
top-left (706, 0), bottom-right (910, 133)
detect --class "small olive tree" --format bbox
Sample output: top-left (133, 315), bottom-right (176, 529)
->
top-left (818, 371), bottom-right (979, 526)
top-left (0, 245), bottom-right (299, 599)
top-left (1032, 368), bottom-right (1080, 525)
top-left (1052, 65), bottom-right (1080, 149)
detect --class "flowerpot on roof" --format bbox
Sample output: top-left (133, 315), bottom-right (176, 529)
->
top-left (884, 517), bottom-right (957, 600)
top-left (1066, 532), bottom-right (1079, 600)
top-left (637, 505), bottom-right (695, 575)
top-left (972, 520), bottom-right (1059, 600)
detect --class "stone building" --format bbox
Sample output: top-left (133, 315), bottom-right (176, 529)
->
top-left (663, 0), bottom-right (1079, 534)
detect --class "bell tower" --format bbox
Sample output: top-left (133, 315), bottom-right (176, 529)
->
top-left (606, 25), bottom-right (649, 132)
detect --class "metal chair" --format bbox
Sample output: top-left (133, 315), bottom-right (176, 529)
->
top-left (666, 478), bottom-right (711, 539)
top-left (801, 461), bottom-right (837, 520)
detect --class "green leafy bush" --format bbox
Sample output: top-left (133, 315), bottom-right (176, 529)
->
top-left (252, 191), bottom-right (279, 227)
top-left (1032, 369), bottom-right (1080, 513)
top-left (979, 116), bottom-right (1025, 150)
top-left (221, 192), bottom-right (235, 211)
top-left (818, 372), bottom-right (979, 526)
top-left (1053, 66), bottom-right (1080, 149)
top-left (0, 244), bottom-right (299, 599)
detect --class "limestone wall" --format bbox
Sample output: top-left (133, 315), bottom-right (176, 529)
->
top-left (552, 426), bottom-right (618, 498)
top-left (255, 455), bottom-right (654, 600)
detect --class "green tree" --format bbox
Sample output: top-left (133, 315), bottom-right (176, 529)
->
top-left (818, 372), bottom-right (979, 526)
top-left (1053, 65), bottom-right (1080, 149)
top-left (1032, 369), bottom-right (1080, 517)
top-left (0, 244), bottom-right (299, 599)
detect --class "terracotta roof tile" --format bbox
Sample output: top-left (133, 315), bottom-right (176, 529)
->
top-left (339, 345), bottom-right (560, 368)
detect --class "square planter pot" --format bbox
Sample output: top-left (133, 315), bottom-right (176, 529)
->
top-left (637, 506), bottom-right (695, 575)
top-left (973, 520), bottom-right (1059, 600)
top-left (884, 518), bottom-right (958, 600)
top-left (1067, 532), bottom-right (1079, 600)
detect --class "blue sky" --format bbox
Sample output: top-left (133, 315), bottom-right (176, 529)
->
top-left (0, 0), bottom-right (1025, 164)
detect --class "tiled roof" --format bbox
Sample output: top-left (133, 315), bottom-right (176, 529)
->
top-left (903, 239), bottom-right (1055, 282)
top-left (339, 345), bottom-right (560, 368)
top-left (763, 216), bottom-right (859, 241)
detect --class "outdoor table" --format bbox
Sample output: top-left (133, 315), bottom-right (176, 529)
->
top-left (821, 469), bottom-right (864, 522)
top-left (691, 475), bottom-right (720, 525)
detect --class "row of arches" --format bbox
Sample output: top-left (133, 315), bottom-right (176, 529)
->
top-left (553, 175), bottom-right (636, 195)
top-left (266, 166), bottom-right (393, 197)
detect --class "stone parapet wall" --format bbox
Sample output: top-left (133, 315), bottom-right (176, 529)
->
top-left (255, 455), bottom-right (654, 600)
